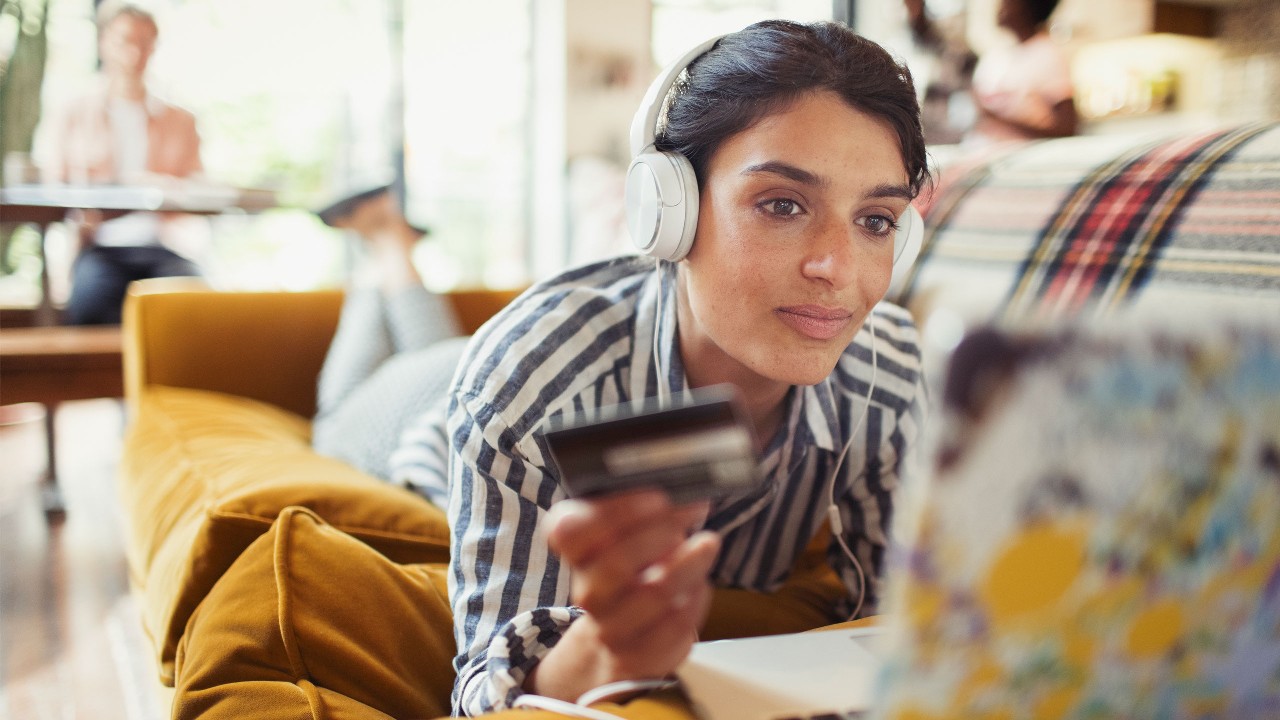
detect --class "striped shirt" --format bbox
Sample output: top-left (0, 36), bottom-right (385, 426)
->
top-left (392, 255), bottom-right (927, 716)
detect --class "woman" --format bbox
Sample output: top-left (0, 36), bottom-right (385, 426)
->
top-left (397, 19), bottom-right (931, 715)
top-left (966, 0), bottom-right (1078, 146)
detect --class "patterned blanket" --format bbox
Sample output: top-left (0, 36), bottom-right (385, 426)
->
top-left (901, 122), bottom-right (1280, 328)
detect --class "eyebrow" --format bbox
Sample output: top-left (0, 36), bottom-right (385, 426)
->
top-left (865, 182), bottom-right (915, 202)
top-left (743, 161), bottom-right (826, 188)
top-left (742, 161), bottom-right (912, 201)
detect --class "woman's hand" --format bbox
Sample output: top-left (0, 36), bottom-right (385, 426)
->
top-left (527, 488), bottom-right (721, 702)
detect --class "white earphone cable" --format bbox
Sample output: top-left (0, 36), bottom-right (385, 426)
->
top-left (512, 679), bottom-right (677, 719)
top-left (653, 263), bottom-right (671, 410)
top-left (577, 679), bottom-right (679, 707)
top-left (826, 319), bottom-right (878, 622)
top-left (513, 694), bottom-right (630, 720)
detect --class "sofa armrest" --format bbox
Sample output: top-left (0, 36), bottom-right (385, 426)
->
top-left (123, 278), bottom-right (345, 418)
top-left (122, 279), bottom-right (527, 418)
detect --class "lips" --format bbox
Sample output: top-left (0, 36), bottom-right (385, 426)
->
top-left (775, 305), bottom-right (854, 341)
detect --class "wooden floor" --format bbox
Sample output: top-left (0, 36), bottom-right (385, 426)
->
top-left (0, 400), bottom-right (165, 720)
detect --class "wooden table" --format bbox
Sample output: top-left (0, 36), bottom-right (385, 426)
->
top-left (0, 325), bottom-right (124, 518)
top-left (1, 183), bottom-right (277, 325)
top-left (1, 185), bottom-right (273, 518)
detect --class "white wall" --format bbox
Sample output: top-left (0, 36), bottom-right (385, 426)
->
top-left (565, 0), bottom-right (652, 165)
top-left (560, 0), bottom-right (652, 268)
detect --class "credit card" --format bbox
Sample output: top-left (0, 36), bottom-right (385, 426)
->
top-left (544, 385), bottom-right (759, 504)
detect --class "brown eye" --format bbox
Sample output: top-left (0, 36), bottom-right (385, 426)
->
top-left (762, 198), bottom-right (802, 217)
top-left (861, 214), bottom-right (899, 237)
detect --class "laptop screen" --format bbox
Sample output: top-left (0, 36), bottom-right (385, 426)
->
top-left (875, 321), bottom-right (1280, 718)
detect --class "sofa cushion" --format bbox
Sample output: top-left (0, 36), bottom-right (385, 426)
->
top-left (120, 385), bottom-right (451, 684)
top-left (171, 507), bottom-right (777, 720)
top-left (173, 506), bottom-right (456, 720)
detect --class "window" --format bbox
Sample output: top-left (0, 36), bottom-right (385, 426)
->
top-left (401, 0), bottom-right (534, 290)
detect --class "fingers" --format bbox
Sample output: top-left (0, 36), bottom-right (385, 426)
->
top-left (587, 531), bottom-right (720, 650)
top-left (546, 490), bottom-right (662, 562)
top-left (567, 522), bottom-right (683, 610)
top-left (540, 486), bottom-right (723, 688)
top-left (547, 490), bottom-right (709, 566)
top-left (581, 532), bottom-right (721, 679)
top-left (532, 531), bottom-right (721, 695)
top-left (549, 490), bottom-right (712, 612)
top-left (545, 488), bottom-right (721, 681)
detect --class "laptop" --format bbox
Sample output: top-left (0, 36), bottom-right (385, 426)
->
top-left (677, 626), bottom-right (887, 720)
top-left (676, 319), bottom-right (1280, 720)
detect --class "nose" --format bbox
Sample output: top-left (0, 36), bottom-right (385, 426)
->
top-left (799, 218), bottom-right (858, 290)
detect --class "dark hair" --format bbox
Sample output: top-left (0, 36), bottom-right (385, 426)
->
top-left (657, 20), bottom-right (930, 199)
top-left (96, 1), bottom-right (159, 37)
top-left (1023, 0), bottom-right (1062, 27)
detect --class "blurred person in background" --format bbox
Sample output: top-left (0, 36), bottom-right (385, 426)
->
top-left (37, 1), bottom-right (204, 324)
top-left (902, 0), bottom-right (977, 145)
top-left (965, 0), bottom-right (1078, 147)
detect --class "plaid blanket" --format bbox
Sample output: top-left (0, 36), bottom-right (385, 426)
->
top-left (901, 122), bottom-right (1280, 327)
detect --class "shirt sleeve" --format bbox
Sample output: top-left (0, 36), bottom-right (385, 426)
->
top-left (445, 390), bottom-right (579, 715)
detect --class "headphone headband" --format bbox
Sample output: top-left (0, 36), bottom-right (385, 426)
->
top-left (629, 35), bottom-right (725, 158)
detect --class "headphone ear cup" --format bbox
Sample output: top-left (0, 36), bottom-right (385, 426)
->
top-left (626, 149), bottom-right (700, 262)
top-left (887, 205), bottom-right (924, 296)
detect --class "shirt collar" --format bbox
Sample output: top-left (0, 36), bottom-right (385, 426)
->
top-left (799, 380), bottom-right (842, 453)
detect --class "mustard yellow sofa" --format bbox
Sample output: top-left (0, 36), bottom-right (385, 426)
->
top-left (118, 278), bottom-right (849, 720)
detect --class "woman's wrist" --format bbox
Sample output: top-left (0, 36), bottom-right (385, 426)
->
top-left (525, 616), bottom-right (619, 702)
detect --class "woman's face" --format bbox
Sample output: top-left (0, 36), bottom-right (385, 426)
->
top-left (99, 15), bottom-right (157, 81)
top-left (676, 90), bottom-right (912, 391)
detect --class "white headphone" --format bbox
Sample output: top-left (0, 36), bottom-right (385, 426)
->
top-left (624, 34), bottom-right (924, 293)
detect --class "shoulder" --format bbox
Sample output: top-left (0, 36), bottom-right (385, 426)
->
top-left (147, 96), bottom-right (199, 127)
top-left (866, 300), bottom-right (921, 348)
top-left (833, 301), bottom-right (924, 415)
top-left (465, 255), bottom-right (654, 360)
top-left (451, 255), bottom-right (655, 435)
top-left (1024, 34), bottom-right (1074, 95)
